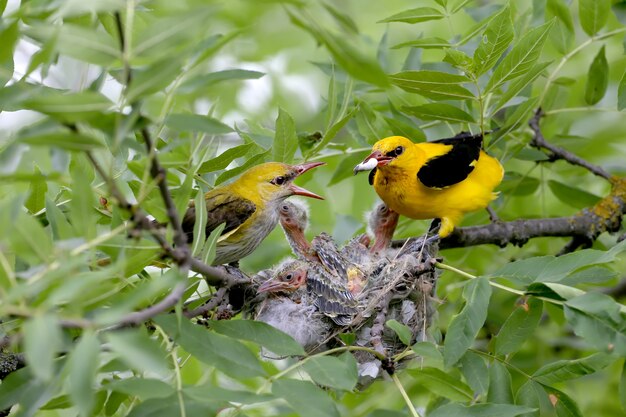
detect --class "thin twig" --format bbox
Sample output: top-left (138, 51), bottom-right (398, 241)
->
top-left (183, 287), bottom-right (228, 318)
top-left (392, 373), bottom-right (421, 417)
top-left (530, 108), bottom-right (612, 180)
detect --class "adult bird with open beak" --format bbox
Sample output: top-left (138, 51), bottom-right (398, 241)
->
top-left (182, 161), bottom-right (326, 265)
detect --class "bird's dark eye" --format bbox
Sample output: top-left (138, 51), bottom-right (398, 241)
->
top-left (281, 204), bottom-right (290, 211)
top-left (284, 273), bottom-right (293, 281)
top-left (385, 146), bottom-right (404, 157)
top-left (272, 176), bottom-right (286, 186)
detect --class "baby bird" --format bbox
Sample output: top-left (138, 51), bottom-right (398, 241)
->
top-left (278, 200), bottom-right (318, 262)
top-left (368, 203), bottom-right (400, 255)
top-left (354, 132), bottom-right (503, 238)
top-left (258, 260), bottom-right (358, 326)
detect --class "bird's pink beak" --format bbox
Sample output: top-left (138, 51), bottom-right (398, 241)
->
top-left (354, 151), bottom-right (393, 174)
top-left (289, 161), bottom-right (325, 200)
top-left (257, 279), bottom-right (287, 293)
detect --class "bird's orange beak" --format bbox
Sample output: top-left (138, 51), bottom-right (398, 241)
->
top-left (353, 151), bottom-right (393, 174)
top-left (289, 161), bottom-right (325, 200)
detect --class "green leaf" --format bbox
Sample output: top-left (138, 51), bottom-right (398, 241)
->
top-left (9, 207), bottom-right (54, 263)
top-left (272, 379), bottom-right (340, 417)
top-left (386, 319), bottom-right (413, 346)
top-left (323, 3), bottom-right (359, 34)
top-left (309, 107), bottom-right (358, 156)
top-left (412, 341), bottom-right (444, 368)
top-left (191, 188), bottom-right (207, 257)
top-left (214, 149), bottom-right (270, 186)
top-left (618, 71), bottom-right (626, 111)
top-left (544, 386), bottom-right (583, 417)
top-left (444, 49), bottom-right (473, 70)
top-left (155, 315), bottom-right (266, 379)
top-left (495, 297), bottom-right (543, 355)
top-left (273, 108), bottom-right (298, 163)
top-left (620, 360), bottom-right (626, 411)
top-left (210, 319), bottom-right (306, 356)
top-left (459, 351), bottom-right (489, 395)
top-left (23, 24), bottom-right (120, 66)
top-left (125, 57), bottom-right (181, 102)
top-left (564, 292), bottom-right (626, 355)
top-left (516, 380), bottom-right (546, 417)
top-left (489, 240), bottom-right (626, 285)
top-left (106, 378), bottom-right (174, 400)
top-left (165, 113), bottom-right (233, 135)
top-left (533, 353), bottom-right (614, 385)
top-left (390, 70), bottom-right (475, 101)
top-left (19, 130), bottom-right (105, 151)
top-left (68, 331), bottom-right (100, 417)
top-left (547, 180), bottom-right (602, 209)
top-left (392, 37), bottom-right (450, 50)
top-left (105, 328), bottom-right (171, 378)
top-left (23, 315), bottom-right (62, 381)
top-left (25, 165), bottom-right (48, 214)
top-left (471, 6), bottom-right (514, 76)
top-left (302, 354), bottom-right (358, 391)
top-left (444, 277), bottom-right (492, 367)
top-left (584, 46), bottom-right (608, 105)
top-left (126, 393), bottom-right (219, 417)
top-left (486, 20), bottom-right (554, 92)
top-left (201, 222), bottom-right (226, 265)
top-left (22, 90), bottom-right (113, 123)
top-left (403, 103), bottom-right (475, 123)
top-left (407, 367), bottom-right (473, 401)
top-left (184, 385), bottom-right (274, 405)
top-left (487, 362), bottom-right (513, 404)
top-left (0, 21), bottom-right (18, 86)
top-left (578, 0), bottom-right (610, 36)
top-left (70, 156), bottom-right (97, 240)
top-left (179, 69), bottom-right (265, 93)
top-left (547, 0), bottom-right (574, 32)
top-left (429, 403), bottom-right (536, 417)
top-left (198, 143), bottom-right (254, 174)
top-left (45, 197), bottom-right (74, 240)
top-left (379, 7), bottom-right (445, 24)
top-left (492, 61), bottom-right (551, 111)
top-left (288, 11), bottom-right (388, 87)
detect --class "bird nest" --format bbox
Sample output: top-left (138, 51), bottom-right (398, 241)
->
top-left (251, 230), bottom-right (439, 387)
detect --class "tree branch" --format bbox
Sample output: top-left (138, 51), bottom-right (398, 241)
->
top-left (530, 108), bottom-right (612, 180)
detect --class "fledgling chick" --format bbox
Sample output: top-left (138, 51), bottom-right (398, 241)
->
top-left (278, 200), bottom-right (318, 262)
top-left (311, 232), bottom-right (367, 297)
top-left (367, 203), bottom-right (400, 255)
top-left (255, 298), bottom-right (330, 353)
top-left (258, 260), bottom-right (358, 326)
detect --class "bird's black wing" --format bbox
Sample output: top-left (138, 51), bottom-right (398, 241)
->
top-left (416, 132), bottom-right (483, 189)
top-left (182, 192), bottom-right (256, 242)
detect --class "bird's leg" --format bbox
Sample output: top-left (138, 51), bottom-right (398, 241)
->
top-left (486, 206), bottom-right (500, 223)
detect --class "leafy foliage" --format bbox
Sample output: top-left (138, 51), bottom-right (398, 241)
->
top-left (0, 0), bottom-right (626, 416)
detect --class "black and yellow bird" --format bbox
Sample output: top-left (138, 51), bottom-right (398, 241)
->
top-left (354, 132), bottom-right (503, 238)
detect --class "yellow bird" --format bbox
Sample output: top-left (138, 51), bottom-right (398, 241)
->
top-left (182, 161), bottom-right (325, 265)
top-left (353, 133), bottom-right (503, 238)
